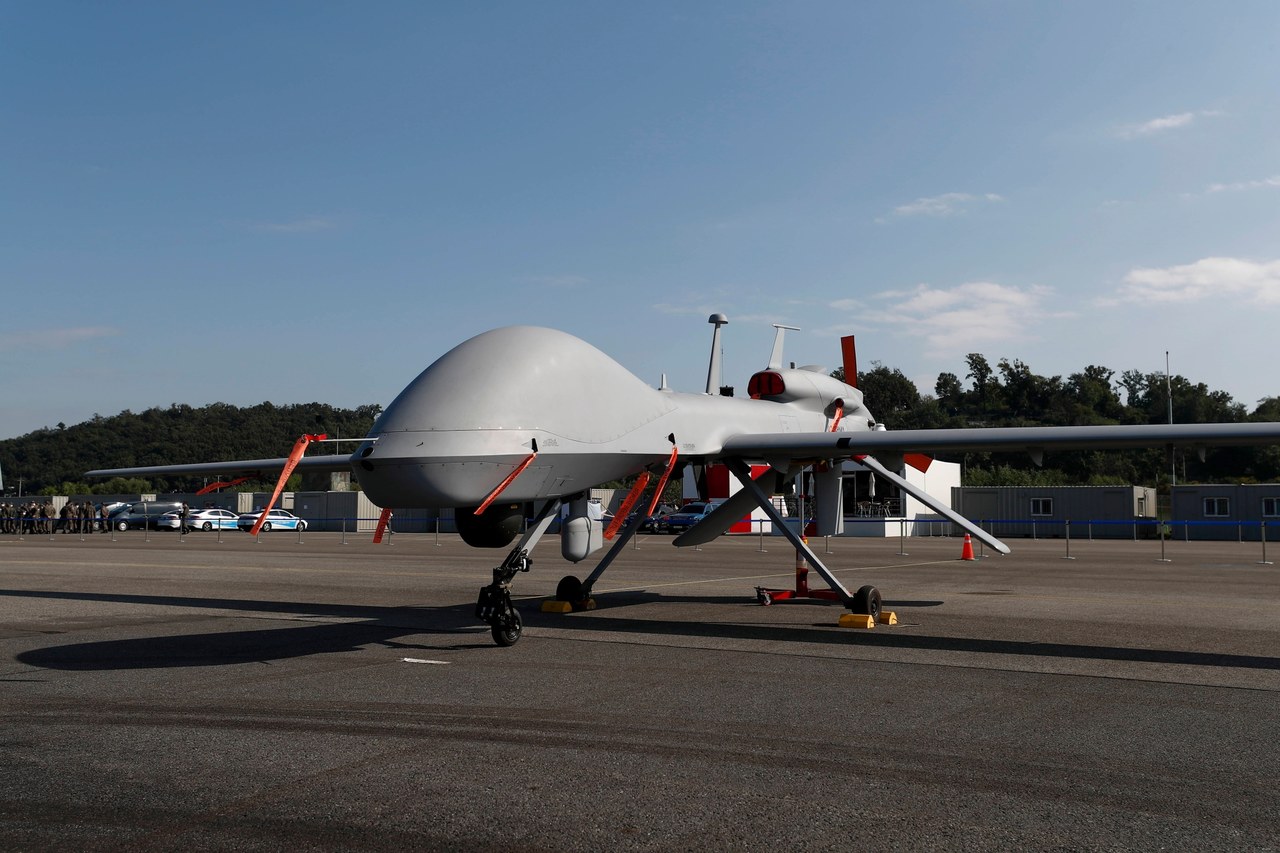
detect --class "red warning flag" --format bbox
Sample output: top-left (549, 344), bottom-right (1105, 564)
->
top-left (372, 506), bottom-right (394, 543)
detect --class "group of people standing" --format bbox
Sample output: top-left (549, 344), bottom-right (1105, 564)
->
top-left (0, 501), bottom-right (110, 535)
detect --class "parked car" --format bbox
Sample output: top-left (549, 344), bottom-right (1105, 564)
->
top-left (155, 508), bottom-right (240, 531)
top-left (640, 504), bottom-right (679, 532)
top-left (658, 501), bottom-right (723, 535)
top-left (190, 508), bottom-right (242, 531)
top-left (237, 508), bottom-right (308, 532)
top-left (155, 511), bottom-right (181, 531)
top-left (110, 501), bottom-right (185, 531)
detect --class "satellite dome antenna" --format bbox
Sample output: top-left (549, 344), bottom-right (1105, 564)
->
top-left (704, 313), bottom-right (728, 394)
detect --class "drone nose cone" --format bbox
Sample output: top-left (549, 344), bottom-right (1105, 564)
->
top-left (353, 326), bottom-right (676, 507)
top-left (372, 325), bottom-right (671, 438)
top-left (356, 430), bottom-right (534, 506)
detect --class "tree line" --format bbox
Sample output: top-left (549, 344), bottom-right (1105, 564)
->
top-left (1, 356), bottom-right (1276, 497)
top-left (845, 356), bottom-right (1279, 488)
top-left (0, 402), bottom-right (380, 496)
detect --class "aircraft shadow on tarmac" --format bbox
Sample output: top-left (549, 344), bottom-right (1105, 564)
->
top-left (6, 588), bottom-right (1279, 672)
top-left (5, 589), bottom-right (491, 671)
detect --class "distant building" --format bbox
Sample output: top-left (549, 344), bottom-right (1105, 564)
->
top-left (1170, 483), bottom-right (1280, 541)
top-left (952, 485), bottom-right (1157, 539)
top-left (838, 457), bottom-right (961, 539)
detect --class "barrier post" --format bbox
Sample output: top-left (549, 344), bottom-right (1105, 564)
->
top-left (758, 519), bottom-right (766, 553)
top-left (1157, 521), bottom-right (1171, 562)
top-left (1261, 521), bottom-right (1273, 566)
top-left (434, 517), bottom-right (441, 547)
top-left (898, 518), bottom-right (908, 557)
top-left (342, 516), bottom-right (348, 545)
top-left (1062, 519), bottom-right (1074, 560)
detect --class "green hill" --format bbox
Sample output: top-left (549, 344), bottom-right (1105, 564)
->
top-left (0, 402), bottom-right (380, 495)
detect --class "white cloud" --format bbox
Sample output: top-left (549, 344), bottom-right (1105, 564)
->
top-left (880, 192), bottom-right (1004, 221)
top-left (1206, 175), bottom-right (1280, 194)
top-left (829, 298), bottom-right (863, 311)
top-left (1113, 257), bottom-right (1280, 305)
top-left (0, 326), bottom-right (120, 353)
top-left (847, 282), bottom-right (1064, 353)
top-left (1115, 110), bottom-right (1221, 139)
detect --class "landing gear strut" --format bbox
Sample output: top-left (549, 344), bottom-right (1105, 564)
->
top-left (474, 498), bottom-right (562, 647)
top-left (476, 550), bottom-right (531, 647)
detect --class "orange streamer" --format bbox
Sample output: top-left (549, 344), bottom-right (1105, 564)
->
top-left (250, 433), bottom-right (325, 536)
top-left (603, 472), bottom-right (650, 540)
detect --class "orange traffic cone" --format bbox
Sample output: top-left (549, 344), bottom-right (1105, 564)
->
top-left (960, 533), bottom-right (975, 561)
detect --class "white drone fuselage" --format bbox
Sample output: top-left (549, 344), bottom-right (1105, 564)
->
top-left (353, 325), bottom-right (871, 509)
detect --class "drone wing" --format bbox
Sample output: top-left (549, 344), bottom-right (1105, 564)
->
top-left (85, 455), bottom-right (352, 480)
top-left (720, 421), bottom-right (1280, 460)
top-left (675, 421), bottom-right (1280, 552)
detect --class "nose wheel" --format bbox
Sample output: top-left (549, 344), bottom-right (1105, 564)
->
top-left (476, 549), bottom-right (533, 646)
top-left (490, 606), bottom-right (522, 647)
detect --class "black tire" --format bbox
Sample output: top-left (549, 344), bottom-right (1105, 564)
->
top-left (201, 521), bottom-right (212, 531)
top-left (555, 575), bottom-right (584, 603)
top-left (262, 522), bottom-right (272, 532)
top-left (491, 608), bottom-right (522, 647)
top-left (852, 585), bottom-right (882, 618)
top-left (298, 521), bottom-right (307, 531)
top-left (116, 520), bottom-right (129, 531)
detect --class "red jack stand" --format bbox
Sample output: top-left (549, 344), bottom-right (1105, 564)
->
top-left (755, 541), bottom-right (843, 605)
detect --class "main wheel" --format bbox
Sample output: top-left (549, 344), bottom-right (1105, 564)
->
top-left (491, 608), bottom-right (522, 647)
top-left (116, 520), bottom-right (129, 531)
top-left (555, 575), bottom-right (585, 603)
top-left (298, 521), bottom-right (307, 531)
top-left (201, 521), bottom-right (212, 531)
top-left (852, 584), bottom-right (882, 618)
top-left (261, 522), bottom-right (272, 532)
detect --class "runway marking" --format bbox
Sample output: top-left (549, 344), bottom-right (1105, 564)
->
top-left (401, 657), bottom-right (450, 665)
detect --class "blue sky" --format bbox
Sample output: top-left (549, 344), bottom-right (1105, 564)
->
top-left (3, 1), bottom-right (1278, 441)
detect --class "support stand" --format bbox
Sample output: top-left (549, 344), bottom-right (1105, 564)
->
top-left (720, 459), bottom-right (857, 610)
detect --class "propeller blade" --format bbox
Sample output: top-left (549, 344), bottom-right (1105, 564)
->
top-left (840, 335), bottom-right (857, 387)
top-left (674, 470), bottom-right (776, 547)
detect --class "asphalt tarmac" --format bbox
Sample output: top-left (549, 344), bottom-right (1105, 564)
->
top-left (1, 528), bottom-right (1278, 851)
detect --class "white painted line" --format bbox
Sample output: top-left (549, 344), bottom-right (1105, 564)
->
top-left (401, 657), bottom-right (451, 665)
